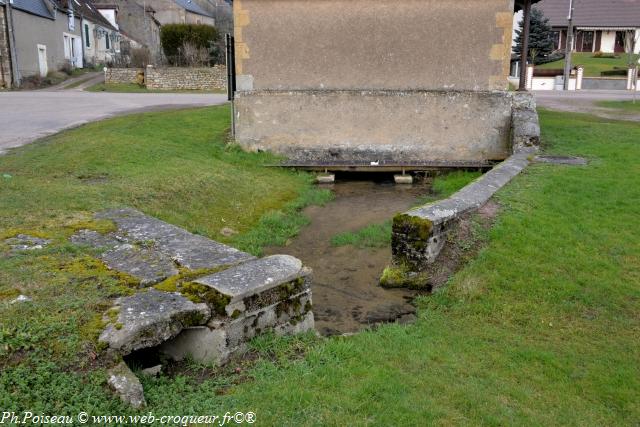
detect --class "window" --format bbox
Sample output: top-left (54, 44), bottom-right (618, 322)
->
top-left (551, 31), bottom-right (560, 50)
top-left (582, 31), bottom-right (594, 52)
top-left (106, 33), bottom-right (110, 50)
top-left (85, 24), bottom-right (90, 47)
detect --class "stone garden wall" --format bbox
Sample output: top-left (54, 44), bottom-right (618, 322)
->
top-left (104, 66), bottom-right (227, 91)
top-left (145, 66), bottom-right (226, 90)
top-left (104, 68), bottom-right (140, 85)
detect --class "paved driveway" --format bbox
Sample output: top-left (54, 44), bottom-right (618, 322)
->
top-left (535, 90), bottom-right (640, 121)
top-left (0, 90), bottom-right (228, 154)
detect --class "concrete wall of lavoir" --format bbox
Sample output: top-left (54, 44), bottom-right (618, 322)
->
top-left (235, 90), bottom-right (513, 163)
top-left (233, 0), bottom-right (517, 163)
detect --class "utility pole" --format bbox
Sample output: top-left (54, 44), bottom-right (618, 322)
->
top-left (6, 0), bottom-right (20, 87)
top-left (518, 0), bottom-right (532, 91)
top-left (563, 0), bottom-right (575, 90)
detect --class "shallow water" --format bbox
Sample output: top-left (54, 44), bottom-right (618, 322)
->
top-left (266, 175), bottom-right (431, 336)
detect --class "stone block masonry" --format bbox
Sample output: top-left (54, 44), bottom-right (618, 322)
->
top-left (104, 66), bottom-right (227, 91)
top-left (70, 208), bottom-right (313, 406)
top-left (104, 68), bottom-right (140, 85)
top-left (145, 66), bottom-right (227, 91)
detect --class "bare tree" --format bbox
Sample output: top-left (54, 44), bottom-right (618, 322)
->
top-left (178, 41), bottom-right (210, 67)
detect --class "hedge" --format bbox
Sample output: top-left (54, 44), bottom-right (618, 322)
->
top-left (160, 24), bottom-right (219, 61)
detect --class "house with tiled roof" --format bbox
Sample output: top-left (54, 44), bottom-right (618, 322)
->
top-left (92, 0), bottom-right (162, 59)
top-left (0, 0), bottom-right (83, 84)
top-left (74, 0), bottom-right (120, 65)
top-left (153, 0), bottom-right (215, 26)
top-left (535, 0), bottom-right (640, 54)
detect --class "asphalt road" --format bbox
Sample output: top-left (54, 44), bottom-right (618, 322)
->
top-left (535, 90), bottom-right (640, 121)
top-left (0, 90), bottom-right (228, 154)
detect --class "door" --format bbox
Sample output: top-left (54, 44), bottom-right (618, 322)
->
top-left (615, 31), bottom-right (626, 53)
top-left (72, 37), bottom-right (83, 68)
top-left (37, 44), bottom-right (48, 77)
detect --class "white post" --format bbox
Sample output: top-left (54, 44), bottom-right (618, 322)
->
top-left (628, 67), bottom-right (634, 90)
top-left (526, 65), bottom-right (534, 90)
top-left (576, 66), bottom-right (584, 90)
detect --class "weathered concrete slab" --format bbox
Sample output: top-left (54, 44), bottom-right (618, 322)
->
top-left (101, 244), bottom-right (179, 287)
top-left (4, 234), bottom-right (51, 251)
top-left (88, 208), bottom-right (314, 371)
top-left (393, 153), bottom-right (530, 269)
top-left (70, 229), bottom-right (120, 249)
top-left (107, 362), bottom-right (146, 409)
top-left (161, 291), bottom-right (314, 366)
top-left (195, 255), bottom-right (303, 302)
top-left (535, 155), bottom-right (588, 166)
top-left (99, 289), bottom-right (210, 355)
top-left (96, 208), bottom-right (254, 269)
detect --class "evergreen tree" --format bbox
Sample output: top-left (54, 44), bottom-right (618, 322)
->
top-left (513, 8), bottom-right (555, 64)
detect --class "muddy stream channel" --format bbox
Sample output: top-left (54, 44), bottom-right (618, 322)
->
top-left (266, 175), bottom-right (431, 336)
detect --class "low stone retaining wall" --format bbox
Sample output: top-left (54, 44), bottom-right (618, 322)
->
top-left (146, 66), bottom-right (226, 90)
top-left (582, 77), bottom-right (627, 91)
top-left (391, 92), bottom-right (540, 271)
top-left (69, 208), bottom-right (312, 407)
top-left (104, 66), bottom-right (227, 90)
top-left (105, 68), bottom-right (141, 85)
top-left (392, 153), bottom-right (531, 270)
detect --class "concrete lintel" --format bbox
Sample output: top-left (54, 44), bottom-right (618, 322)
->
top-left (195, 255), bottom-right (304, 301)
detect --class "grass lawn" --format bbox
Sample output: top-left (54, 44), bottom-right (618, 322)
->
top-left (86, 82), bottom-right (225, 94)
top-left (1, 108), bottom-right (639, 424)
top-left (596, 100), bottom-right (640, 112)
top-left (538, 52), bottom-right (639, 77)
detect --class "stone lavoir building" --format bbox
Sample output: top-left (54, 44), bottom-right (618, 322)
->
top-left (232, 0), bottom-right (541, 167)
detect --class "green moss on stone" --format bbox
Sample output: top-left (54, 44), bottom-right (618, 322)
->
top-left (80, 313), bottom-right (108, 345)
top-left (380, 265), bottom-right (429, 290)
top-left (65, 219), bottom-right (117, 235)
top-left (393, 214), bottom-right (433, 241)
top-left (279, 278), bottom-right (306, 299)
top-left (182, 310), bottom-right (207, 327)
top-left (181, 282), bottom-right (231, 316)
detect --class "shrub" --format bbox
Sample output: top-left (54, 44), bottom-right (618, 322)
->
top-left (601, 68), bottom-right (629, 77)
top-left (178, 42), bottom-right (210, 67)
top-left (536, 50), bottom-right (565, 65)
top-left (130, 47), bottom-right (152, 68)
top-left (593, 51), bottom-right (618, 59)
top-left (160, 24), bottom-right (219, 65)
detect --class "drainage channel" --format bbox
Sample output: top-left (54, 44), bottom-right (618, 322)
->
top-left (265, 173), bottom-right (432, 336)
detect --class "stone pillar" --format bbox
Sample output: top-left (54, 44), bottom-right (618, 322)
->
top-left (526, 65), bottom-right (534, 90)
top-left (576, 66), bottom-right (584, 90)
